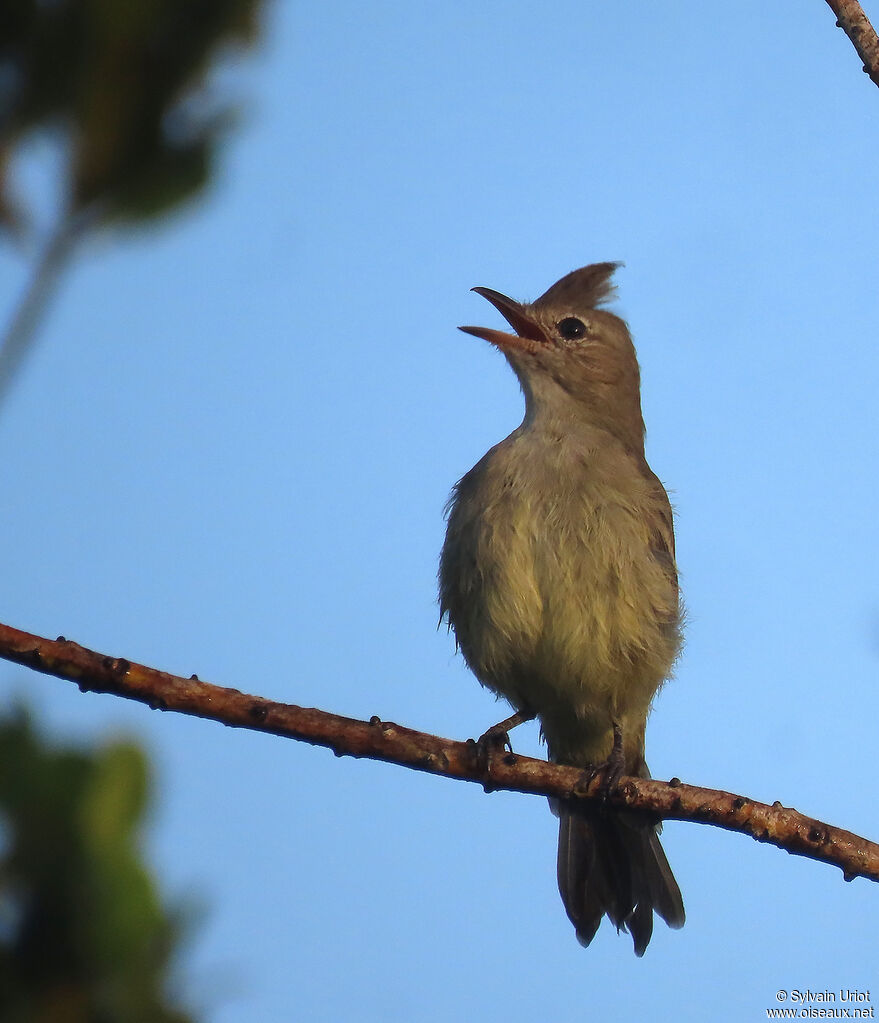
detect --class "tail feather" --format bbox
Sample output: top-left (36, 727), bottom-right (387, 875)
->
top-left (644, 827), bottom-right (686, 930)
top-left (557, 806), bottom-right (684, 956)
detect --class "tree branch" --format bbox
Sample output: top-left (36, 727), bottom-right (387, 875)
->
top-left (0, 221), bottom-right (80, 416)
top-left (1, 620), bottom-right (876, 884)
top-left (825, 0), bottom-right (879, 88)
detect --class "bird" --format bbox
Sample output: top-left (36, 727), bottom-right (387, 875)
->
top-left (438, 262), bottom-right (684, 955)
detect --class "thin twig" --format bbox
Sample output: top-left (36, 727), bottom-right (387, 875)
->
top-left (825, 0), bottom-right (879, 88)
top-left (0, 620), bottom-right (877, 883)
top-left (0, 209), bottom-right (94, 416)
top-left (0, 225), bottom-right (75, 413)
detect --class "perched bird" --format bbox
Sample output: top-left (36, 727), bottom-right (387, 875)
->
top-left (439, 263), bottom-right (684, 955)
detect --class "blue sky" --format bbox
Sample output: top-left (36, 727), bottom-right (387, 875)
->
top-left (2, 2), bottom-right (879, 1020)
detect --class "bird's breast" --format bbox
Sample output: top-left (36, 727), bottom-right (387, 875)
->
top-left (439, 430), bottom-right (681, 749)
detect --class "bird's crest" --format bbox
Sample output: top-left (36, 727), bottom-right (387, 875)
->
top-left (532, 262), bottom-right (622, 312)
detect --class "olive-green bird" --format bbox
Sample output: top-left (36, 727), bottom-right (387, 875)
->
top-left (439, 263), bottom-right (684, 955)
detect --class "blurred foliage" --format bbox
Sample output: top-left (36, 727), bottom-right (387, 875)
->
top-left (0, 707), bottom-right (198, 1023)
top-left (0, 0), bottom-right (263, 234)
top-left (0, 0), bottom-right (266, 411)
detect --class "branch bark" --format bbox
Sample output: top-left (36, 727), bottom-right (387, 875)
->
top-left (825, 0), bottom-right (879, 88)
top-left (1, 620), bottom-right (876, 884)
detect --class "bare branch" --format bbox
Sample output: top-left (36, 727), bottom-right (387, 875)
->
top-left (825, 0), bottom-right (879, 88)
top-left (1, 620), bottom-right (876, 884)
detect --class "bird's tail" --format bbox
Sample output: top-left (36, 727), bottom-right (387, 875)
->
top-left (556, 804), bottom-right (684, 956)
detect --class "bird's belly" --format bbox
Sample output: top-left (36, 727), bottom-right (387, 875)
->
top-left (447, 495), bottom-right (679, 764)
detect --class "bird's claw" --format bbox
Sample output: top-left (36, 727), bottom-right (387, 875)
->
top-left (575, 721), bottom-right (627, 803)
top-left (471, 724), bottom-right (513, 774)
top-left (469, 708), bottom-right (535, 774)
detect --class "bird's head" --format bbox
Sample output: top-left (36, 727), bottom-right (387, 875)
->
top-left (460, 263), bottom-right (646, 453)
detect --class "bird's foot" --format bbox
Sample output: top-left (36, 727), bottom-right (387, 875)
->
top-left (469, 708), bottom-right (536, 774)
top-left (576, 722), bottom-right (627, 803)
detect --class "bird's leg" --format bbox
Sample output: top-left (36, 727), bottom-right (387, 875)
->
top-left (480, 707), bottom-right (536, 746)
top-left (471, 708), bottom-right (536, 773)
top-left (602, 720), bottom-right (627, 795)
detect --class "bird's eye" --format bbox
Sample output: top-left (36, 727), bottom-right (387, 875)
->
top-left (556, 317), bottom-right (587, 341)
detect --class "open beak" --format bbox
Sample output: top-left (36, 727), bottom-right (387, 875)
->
top-left (459, 287), bottom-right (549, 351)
